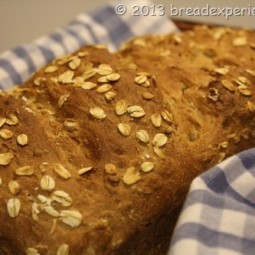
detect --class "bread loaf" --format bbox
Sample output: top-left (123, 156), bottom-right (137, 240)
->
top-left (0, 26), bottom-right (255, 255)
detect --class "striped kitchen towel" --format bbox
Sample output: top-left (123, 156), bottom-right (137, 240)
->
top-left (0, 0), bottom-right (176, 90)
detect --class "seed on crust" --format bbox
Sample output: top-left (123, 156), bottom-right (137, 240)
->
top-left (246, 69), bottom-right (255, 77)
top-left (0, 129), bottom-right (13, 139)
top-left (97, 64), bottom-right (113, 76)
top-left (6, 114), bottom-right (18, 126)
top-left (247, 101), bottom-right (255, 112)
top-left (238, 85), bottom-right (252, 96)
top-left (15, 166), bottom-right (34, 176)
top-left (232, 37), bottom-right (247, 46)
top-left (115, 100), bottom-right (128, 116)
top-left (214, 67), bottom-right (229, 75)
top-left (96, 84), bottom-right (112, 94)
top-left (153, 147), bottom-right (166, 159)
top-left (89, 107), bottom-right (107, 120)
top-left (135, 75), bottom-right (147, 85)
top-left (117, 123), bottom-right (131, 137)
top-left (43, 205), bottom-right (60, 217)
top-left (68, 57), bottom-right (81, 70)
top-left (31, 202), bottom-right (40, 222)
top-left (0, 117), bottom-right (6, 128)
top-left (58, 70), bottom-right (74, 84)
top-left (78, 167), bottom-right (93, 175)
top-left (54, 164), bottom-right (71, 180)
top-left (33, 77), bottom-right (46, 86)
top-left (64, 118), bottom-right (79, 131)
top-left (17, 134), bottom-right (28, 146)
top-left (237, 76), bottom-right (250, 85)
top-left (57, 244), bottom-right (70, 255)
top-left (58, 94), bottom-right (70, 108)
top-left (105, 73), bottom-right (120, 82)
top-left (219, 141), bottom-right (229, 149)
top-left (152, 133), bottom-right (168, 147)
top-left (7, 198), bottom-right (21, 218)
top-left (26, 248), bottom-right (40, 255)
top-left (60, 210), bottom-right (83, 228)
top-left (44, 65), bottom-right (58, 73)
top-left (105, 91), bottom-right (116, 101)
top-left (80, 81), bottom-right (97, 90)
top-left (8, 180), bottom-right (22, 195)
top-left (105, 163), bottom-right (117, 175)
top-left (40, 175), bottom-right (56, 191)
top-left (122, 167), bottom-right (141, 185)
top-left (78, 51), bottom-right (89, 57)
top-left (51, 190), bottom-right (73, 207)
top-left (127, 105), bottom-right (145, 118)
top-left (141, 162), bottom-right (155, 173)
top-left (136, 130), bottom-right (150, 144)
top-left (221, 80), bottom-right (235, 92)
top-left (82, 69), bottom-right (97, 80)
top-left (151, 113), bottom-right (162, 128)
top-left (161, 110), bottom-right (173, 123)
top-left (142, 92), bottom-right (154, 100)
top-left (0, 152), bottom-right (14, 166)
top-left (37, 194), bottom-right (51, 205)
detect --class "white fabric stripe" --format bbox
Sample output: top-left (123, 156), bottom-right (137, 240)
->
top-left (64, 21), bottom-right (94, 45)
top-left (176, 202), bottom-right (254, 239)
top-left (169, 239), bottom-right (199, 255)
top-left (174, 202), bottom-right (204, 226)
top-left (26, 46), bottom-right (47, 72)
top-left (0, 69), bottom-right (13, 89)
top-left (190, 176), bottom-right (208, 191)
top-left (53, 28), bottom-right (81, 53)
top-left (219, 209), bottom-right (248, 237)
top-left (230, 170), bottom-right (255, 198)
top-left (75, 14), bottom-right (116, 51)
top-left (73, 14), bottom-right (98, 44)
top-left (4, 51), bottom-right (30, 83)
top-left (34, 36), bottom-right (66, 58)
top-left (170, 239), bottom-right (241, 255)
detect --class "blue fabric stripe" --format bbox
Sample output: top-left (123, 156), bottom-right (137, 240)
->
top-left (239, 148), bottom-right (255, 170)
top-left (13, 47), bottom-right (36, 74)
top-left (89, 5), bottom-right (133, 48)
top-left (185, 189), bottom-right (255, 213)
top-left (172, 223), bottom-right (255, 255)
top-left (50, 32), bottom-right (68, 53)
top-left (68, 19), bottom-right (99, 44)
top-left (37, 45), bottom-right (55, 64)
top-left (0, 59), bottom-right (22, 85)
top-left (65, 27), bottom-right (87, 47)
top-left (202, 168), bottom-right (255, 208)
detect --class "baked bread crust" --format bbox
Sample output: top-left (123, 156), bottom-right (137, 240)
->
top-left (0, 26), bottom-right (255, 254)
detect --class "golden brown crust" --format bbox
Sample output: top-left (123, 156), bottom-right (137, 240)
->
top-left (0, 26), bottom-right (255, 254)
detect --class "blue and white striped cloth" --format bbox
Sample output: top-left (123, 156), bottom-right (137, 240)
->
top-left (169, 148), bottom-right (255, 255)
top-left (0, 0), bottom-right (175, 90)
top-left (1, 1), bottom-right (255, 254)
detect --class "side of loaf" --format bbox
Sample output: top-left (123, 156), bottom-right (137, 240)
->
top-left (0, 26), bottom-right (255, 255)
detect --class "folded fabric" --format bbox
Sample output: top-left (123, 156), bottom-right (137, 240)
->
top-left (169, 148), bottom-right (255, 255)
top-left (0, 0), bottom-right (176, 90)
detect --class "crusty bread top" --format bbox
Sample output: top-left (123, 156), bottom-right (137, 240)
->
top-left (0, 46), bottom-right (184, 255)
top-left (1, 26), bottom-right (255, 255)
